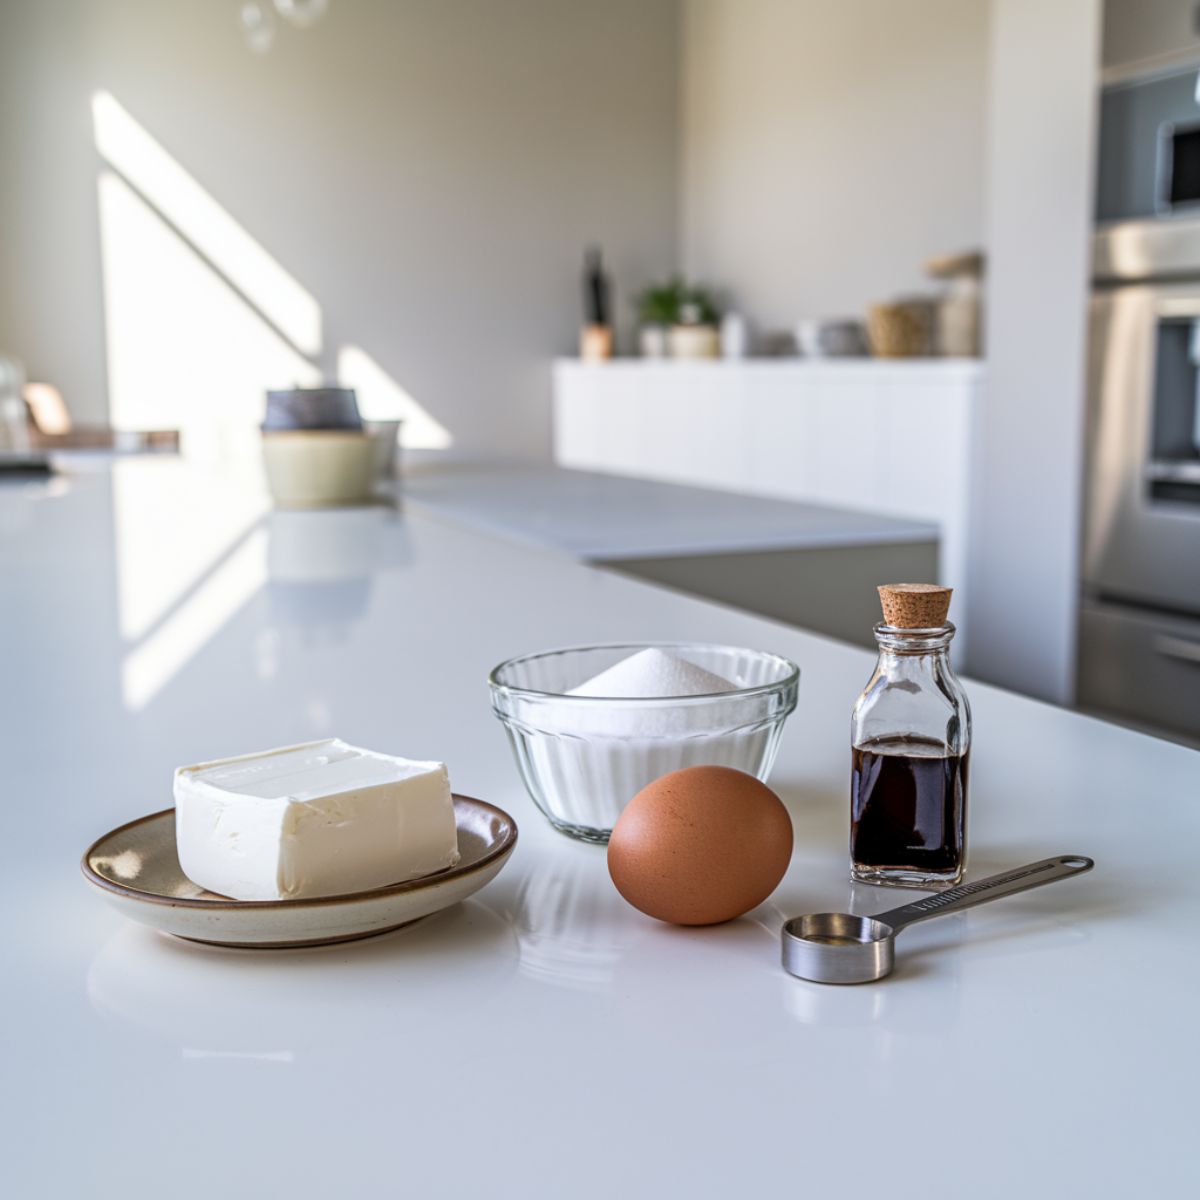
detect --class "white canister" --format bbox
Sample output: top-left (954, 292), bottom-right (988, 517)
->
top-left (720, 313), bottom-right (748, 359)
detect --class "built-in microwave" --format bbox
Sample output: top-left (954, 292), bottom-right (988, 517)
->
top-left (1158, 119), bottom-right (1200, 212)
top-left (1098, 67), bottom-right (1200, 222)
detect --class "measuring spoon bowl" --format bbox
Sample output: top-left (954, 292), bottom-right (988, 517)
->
top-left (782, 912), bottom-right (898, 984)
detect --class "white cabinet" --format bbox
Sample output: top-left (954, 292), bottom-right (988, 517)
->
top-left (554, 358), bottom-right (983, 652)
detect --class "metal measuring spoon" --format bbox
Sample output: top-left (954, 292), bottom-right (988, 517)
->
top-left (781, 855), bottom-right (1094, 984)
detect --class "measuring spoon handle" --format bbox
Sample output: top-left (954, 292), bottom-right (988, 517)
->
top-left (875, 855), bottom-right (1094, 933)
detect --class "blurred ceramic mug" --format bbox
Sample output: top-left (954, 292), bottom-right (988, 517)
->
top-left (261, 431), bottom-right (375, 508)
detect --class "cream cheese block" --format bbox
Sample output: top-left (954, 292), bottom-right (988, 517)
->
top-left (174, 739), bottom-right (460, 901)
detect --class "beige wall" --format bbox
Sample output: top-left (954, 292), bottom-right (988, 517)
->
top-left (0, 1), bottom-right (110, 425)
top-left (0, 0), bottom-right (680, 453)
top-left (679, 0), bottom-right (988, 333)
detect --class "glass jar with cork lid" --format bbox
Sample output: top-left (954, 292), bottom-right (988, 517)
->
top-left (850, 583), bottom-right (971, 887)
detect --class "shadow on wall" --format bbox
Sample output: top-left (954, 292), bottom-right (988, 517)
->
top-left (91, 90), bottom-right (452, 457)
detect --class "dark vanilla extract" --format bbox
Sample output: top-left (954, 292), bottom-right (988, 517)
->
top-left (851, 735), bottom-right (968, 883)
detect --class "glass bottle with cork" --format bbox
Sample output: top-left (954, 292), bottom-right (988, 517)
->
top-left (850, 583), bottom-right (971, 887)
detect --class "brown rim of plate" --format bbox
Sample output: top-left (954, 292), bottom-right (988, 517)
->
top-left (80, 793), bottom-right (518, 911)
top-left (173, 917), bottom-right (428, 950)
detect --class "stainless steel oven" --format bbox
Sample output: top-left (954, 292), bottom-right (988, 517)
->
top-left (1081, 220), bottom-right (1200, 744)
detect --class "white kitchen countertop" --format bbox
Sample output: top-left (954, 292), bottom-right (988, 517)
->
top-left (404, 462), bottom-right (937, 559)
top-left (4, 457), bottom-right (1197, 1198)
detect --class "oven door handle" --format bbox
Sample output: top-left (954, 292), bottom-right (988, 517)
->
top-left (1154, 634), bottom-right (1200, 666)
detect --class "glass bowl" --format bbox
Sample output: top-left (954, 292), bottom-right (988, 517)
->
top-left (488, 642), bottom-right (800, 843)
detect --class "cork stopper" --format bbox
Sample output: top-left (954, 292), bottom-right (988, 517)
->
top-left (878, 583), bottom-right (952, 629)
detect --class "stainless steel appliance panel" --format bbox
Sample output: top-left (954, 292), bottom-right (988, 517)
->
top-left (1095, 215), bottom-right (1200, 282)
top-left (1083, 283), bottom-right (1200, 614)
top-left (1077, 599), bottom-right (1200, 743)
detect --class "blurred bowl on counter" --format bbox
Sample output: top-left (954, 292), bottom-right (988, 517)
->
top-left (261, 430), bottom-right (376, 508)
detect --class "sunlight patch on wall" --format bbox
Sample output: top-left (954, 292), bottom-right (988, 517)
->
top-left (97, 169), bottom-right (320, 460)
top-left (92, 93), bottom-right (452, 712)
top-left (93, 91), bottom-right (453, 459)
top-left (92, 91), bottom-right (321, 356)
top-left (337, 344), bottom-right (452, 449)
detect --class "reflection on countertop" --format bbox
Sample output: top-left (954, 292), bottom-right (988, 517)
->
top-left (510, 839), bottom-right (632, 992)
top-left (86, 900), bottom-right (519, 1058)
top-left (267, 506), bottom-right (414, 633)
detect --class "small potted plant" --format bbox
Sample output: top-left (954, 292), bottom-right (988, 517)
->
top-left (634, 278), bottom-right (721, 359)
top-left (634, 279), bottom-right (681, 358)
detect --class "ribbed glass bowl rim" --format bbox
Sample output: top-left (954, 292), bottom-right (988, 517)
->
top-left (487, 641), bottom-right (801, 706)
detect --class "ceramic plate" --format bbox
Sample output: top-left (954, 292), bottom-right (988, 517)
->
top-left (82, 795), bottom-right (517, 949)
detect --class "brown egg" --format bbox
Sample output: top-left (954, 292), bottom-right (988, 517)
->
top-left (607, 766), bottom-right (793, 926)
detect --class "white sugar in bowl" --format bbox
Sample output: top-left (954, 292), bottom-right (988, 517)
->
top-left (488, 642), bottom-right (799, 843)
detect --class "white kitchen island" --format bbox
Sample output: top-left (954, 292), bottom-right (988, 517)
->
top-left (405, 462), bottom-right (938, 646)
top-left (4, 457), bottom-right (1197, 1198)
